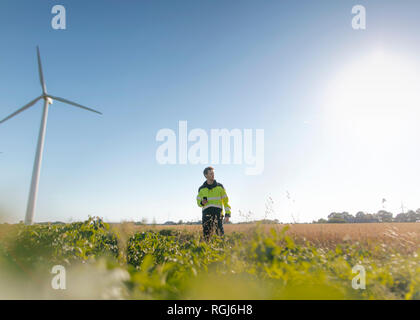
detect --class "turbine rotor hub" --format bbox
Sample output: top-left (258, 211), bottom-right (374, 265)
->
top-left (43, 95), bottom-right (53, 105)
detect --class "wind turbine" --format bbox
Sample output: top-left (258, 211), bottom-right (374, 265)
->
top-left (0, 46), bottom-right (102, 225)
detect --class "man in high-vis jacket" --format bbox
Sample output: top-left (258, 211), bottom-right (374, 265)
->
top-left (196, 166), bottom-right (231, 241)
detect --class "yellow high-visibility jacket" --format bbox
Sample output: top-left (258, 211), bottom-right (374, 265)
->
top-left (196, 180), bottom-right (231, 217)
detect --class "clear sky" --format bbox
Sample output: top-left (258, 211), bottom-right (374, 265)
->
top-left (1, 0), bottom-right (420, 223)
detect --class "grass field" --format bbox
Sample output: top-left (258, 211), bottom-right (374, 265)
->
top-left (112, 222), bottom-right (420, 253)
top-left (1, 218), bottom-right (419, 299)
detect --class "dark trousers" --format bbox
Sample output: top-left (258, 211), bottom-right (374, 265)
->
top-left (202, 208), bottom-right (224, 241)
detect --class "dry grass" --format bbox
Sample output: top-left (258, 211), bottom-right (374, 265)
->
top-left (2, 221), bottom-right (419, 253)
top-left (109, 222), bottom-right (420, 253)
top-left (277, 223), bottom-right (420, 253)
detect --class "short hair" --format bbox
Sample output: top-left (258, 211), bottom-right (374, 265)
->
top-left (203, 166), bottom-right (214, 177)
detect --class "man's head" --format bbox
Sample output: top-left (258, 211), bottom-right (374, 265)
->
top-left (203, 166), bottom-right (214, 181)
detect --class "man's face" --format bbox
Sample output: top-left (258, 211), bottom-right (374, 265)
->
top-left (206, 169), bottom-right (215, 181)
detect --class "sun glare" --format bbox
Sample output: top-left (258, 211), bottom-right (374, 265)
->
top-left (324, 51), bottom-right (420, 145)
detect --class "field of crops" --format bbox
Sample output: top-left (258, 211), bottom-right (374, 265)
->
top-left (0, 217), bottom-right (419, 299)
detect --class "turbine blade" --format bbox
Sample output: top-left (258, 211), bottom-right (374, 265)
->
top-left (47, 95), bottom-right (102, 115)
top-left (36, 46), bottom-right (47, 94)
top-left (0, 96), bottom-right (43, 124)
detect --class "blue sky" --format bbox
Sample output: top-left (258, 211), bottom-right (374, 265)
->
top-left (2, 0), bottom-right (420, 223)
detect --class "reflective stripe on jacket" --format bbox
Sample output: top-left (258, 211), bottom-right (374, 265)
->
top-left (196, 180), bottom-right (231, 217)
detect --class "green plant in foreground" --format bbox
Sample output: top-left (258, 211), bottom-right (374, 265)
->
top-left (0, 218), bottom-right (419, 299)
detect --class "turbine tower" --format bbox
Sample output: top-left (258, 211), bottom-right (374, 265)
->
top-left (0, 46), bottom-right (102, 225)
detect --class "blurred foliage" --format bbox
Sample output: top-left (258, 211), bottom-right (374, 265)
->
top-left (0, 217), bottom-right (419, 299)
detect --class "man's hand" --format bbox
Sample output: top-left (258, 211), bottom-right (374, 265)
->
top-left (202, 199), bottom-right (208, 205)
top-left (224, 216), bottom-right (230, 223)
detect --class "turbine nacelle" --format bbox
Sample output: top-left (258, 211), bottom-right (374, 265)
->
top-left (43, 95), bottom-right (53, 105)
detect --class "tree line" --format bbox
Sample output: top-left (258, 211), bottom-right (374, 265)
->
top-left (314, 209), bottom-right (420, 223)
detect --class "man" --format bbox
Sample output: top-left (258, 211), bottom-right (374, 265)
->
top-left (196, 166), bottom-right (231, 241)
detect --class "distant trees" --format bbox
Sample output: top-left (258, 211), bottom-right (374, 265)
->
top-left (327, 212), bottom-right (346, 223)
top-left (163, 220), bottom-right (202, 225)
top-left (163, 221), bottom-right (176, 225)
top-left (354, 212), bottom-right (380, 223)
top-left (376, 210), bottom-right (393, 222)
top-left (394, 210), bottom-right (420, 222)
top-left (327, 212), bottom-right (355, 223)
top-left (315, 208), bottom-right (420, 223)
top-left (235, 219), bottom-right (279, 224)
